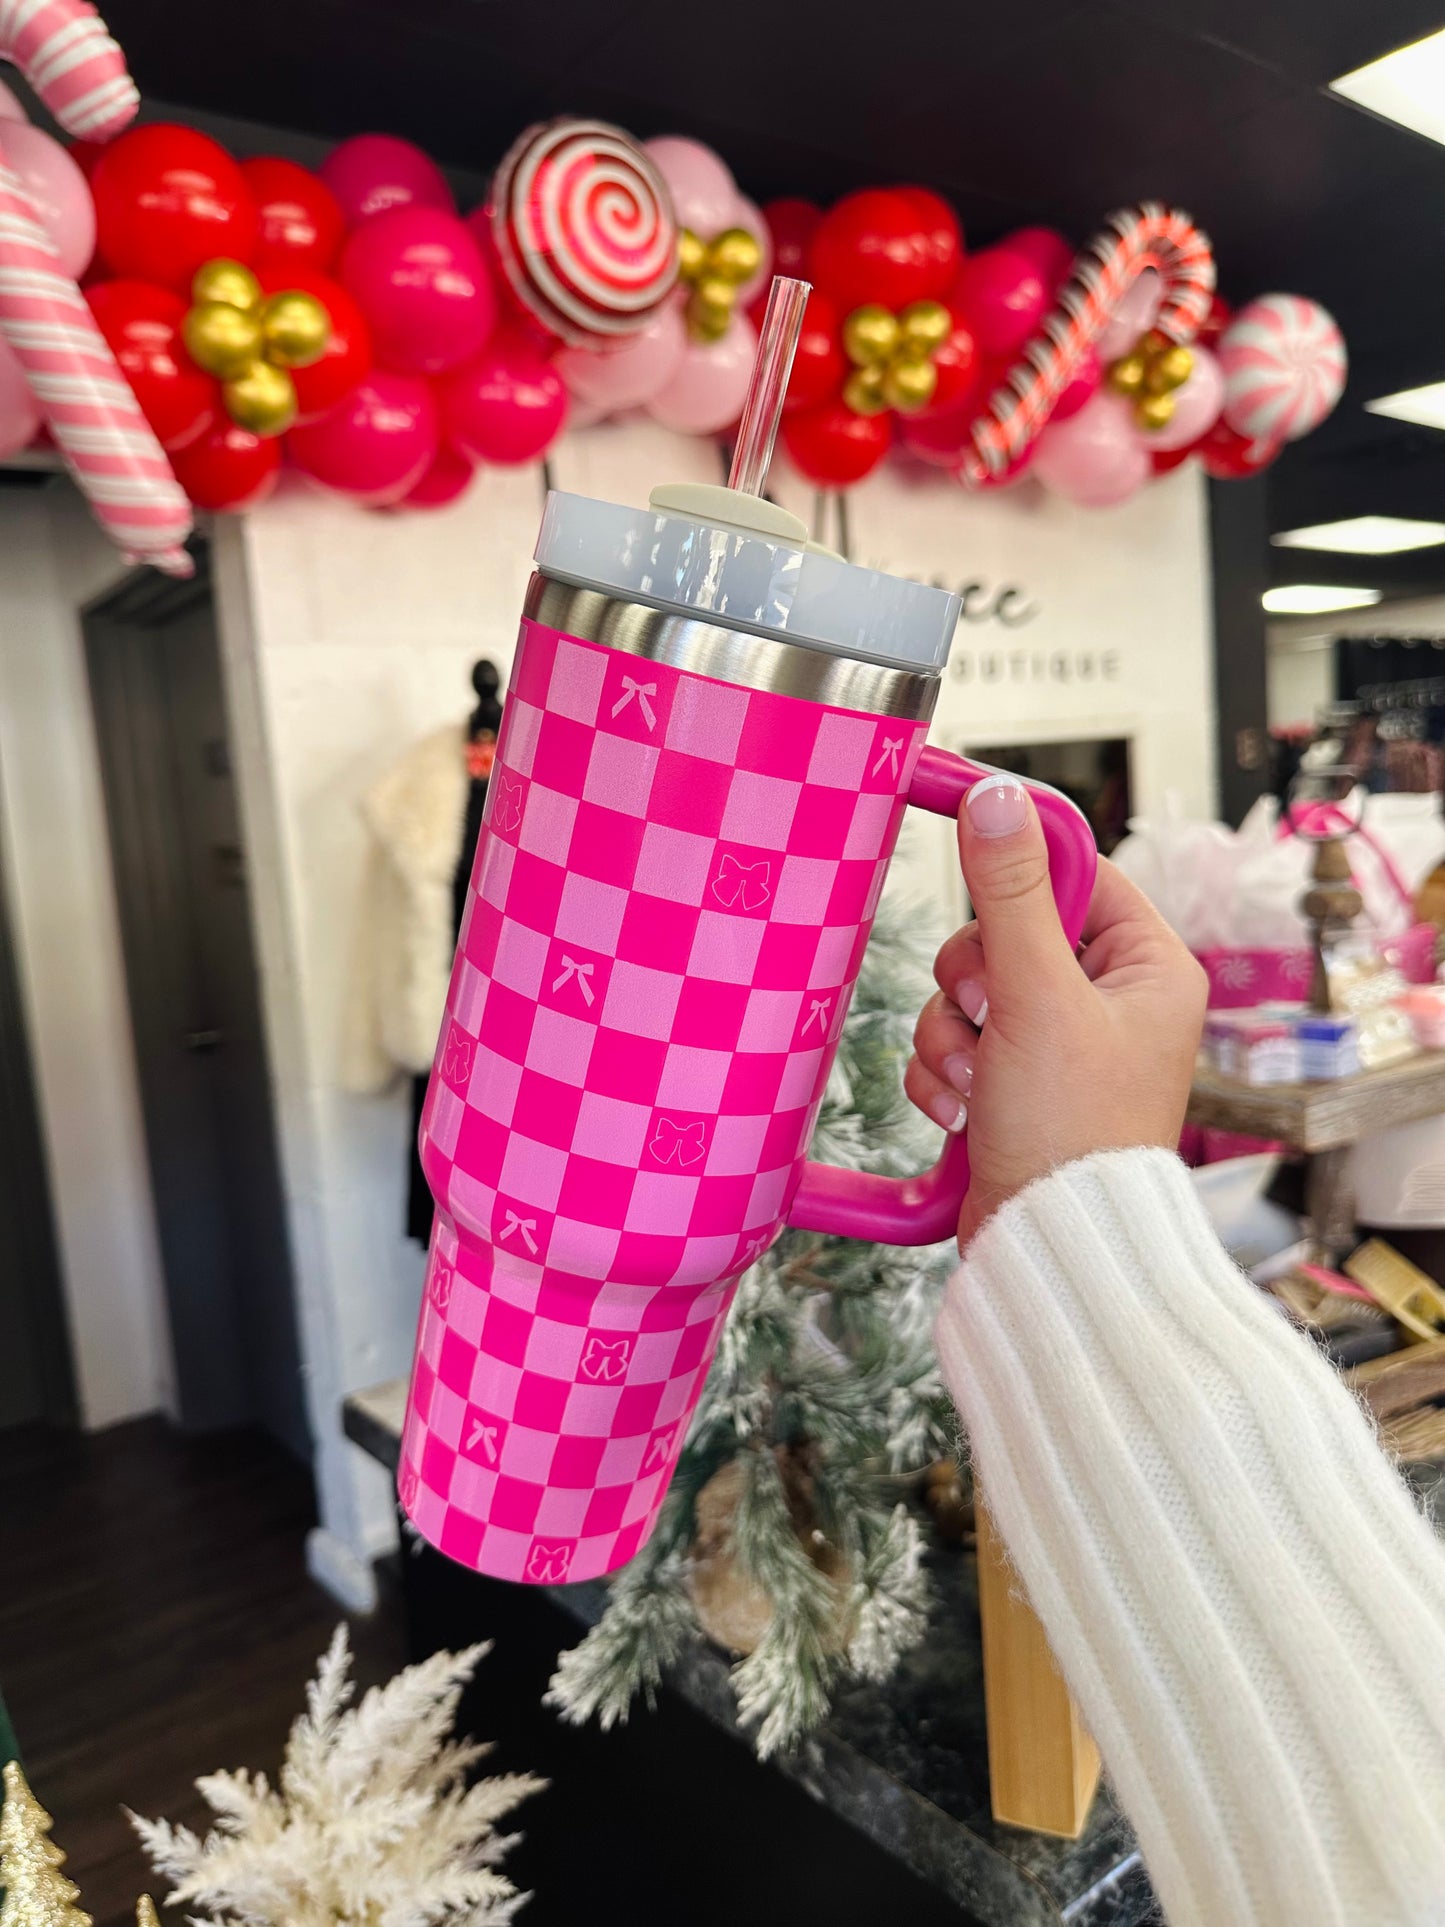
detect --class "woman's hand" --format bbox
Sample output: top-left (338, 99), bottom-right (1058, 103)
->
top-left (905, 775), bottom-right (1208, 1248)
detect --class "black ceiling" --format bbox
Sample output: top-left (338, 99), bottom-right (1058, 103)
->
top-left (86, 0), bottom-right (1445, 596)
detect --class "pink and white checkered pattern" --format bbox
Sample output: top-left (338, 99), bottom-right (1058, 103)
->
top-left (401, 615), bottom-right (927, 1583)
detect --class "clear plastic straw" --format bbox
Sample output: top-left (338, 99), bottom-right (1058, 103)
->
top-left (727, 275), bottom-right (811, 498)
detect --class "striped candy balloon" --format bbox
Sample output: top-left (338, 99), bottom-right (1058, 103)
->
top-left (1218, 293), bottom-right (1346, 444)
top-left (0, 0), bottom-right (192, 574)
top-left (957, 202), bottom-right (1215, 486)
top-left (490, 117), bottom-right (679, 348)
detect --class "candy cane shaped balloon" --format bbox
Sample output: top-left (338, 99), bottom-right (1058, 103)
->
top-left (0, 0), bottom-right (193, 574)
top-left (957, 202), bottom-right (1215, 486)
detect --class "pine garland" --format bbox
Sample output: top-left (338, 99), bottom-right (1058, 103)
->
top-left (547, 900), bottom-right (960, 1757)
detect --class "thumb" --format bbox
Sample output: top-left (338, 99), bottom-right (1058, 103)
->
top-left (957, 774), bottom-right (1077, 1013)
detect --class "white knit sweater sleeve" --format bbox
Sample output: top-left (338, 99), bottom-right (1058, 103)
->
top-left (934, 1146), bottom-right (1445, 1927)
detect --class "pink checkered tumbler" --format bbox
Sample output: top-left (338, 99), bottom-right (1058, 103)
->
top-left (400, 281), bottom-right (1097, 1585)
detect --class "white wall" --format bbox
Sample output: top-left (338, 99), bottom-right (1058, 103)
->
top-left (0, 487), bottom-right (173, 1428)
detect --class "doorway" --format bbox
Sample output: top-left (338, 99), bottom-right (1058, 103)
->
top-left (84, 554), bottom-right (310, 1459)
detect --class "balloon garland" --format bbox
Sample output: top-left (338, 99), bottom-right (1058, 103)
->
top-left (0, 34), bottom-right (1348, 527)
top-left (0, 0), bottom-right (193, 573)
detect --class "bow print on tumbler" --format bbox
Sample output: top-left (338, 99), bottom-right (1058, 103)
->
top-left (871, 736), bottom-right (903, 780)
top-left (610, 675), bottom-right (658, 731)
top-left (551, 954), bottom-right (596, 1006)
top-left (581, 1336), bottom-right (632, 1382)
top-left (526, 1543), bottom-right (573, 1583)
top-left (648, 1116), bottom-right (707, 1167)
top-left (711, 852), bottom-right (771, 911)
top-left (499, 1209), bottom-right (539, 1254)
top-left (491, 772), bottom-right (523, 833)
top-left (802, 996), bottom-right (832, 1037)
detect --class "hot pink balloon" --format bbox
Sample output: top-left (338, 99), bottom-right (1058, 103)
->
top-left (556, 302), bottom-right (686, 413)
top-left (0, 335), bottom-right (41, 456)
top-left (1098, 269), bottom-right (1162, 362)
top-left (954, 246), bottom-right (1046, 359)
top-left (644, 136), bottom-right (738, 236)
top-left (0, 121), bottom-right (94, 277)
top-left (1050, 346), bottom-right (1101, 423)
top-left (647, 314), bottom-right (757, 436)
top-left (0, 78), bottom-right (25, 122)
top-left (401, 443), bottom-right (475, 508)
top-left (1034, 390), bottom-right (1149, 507)
top-left (1006, 226), bottom-right (1074, 290)
top-left (441, 329), bottom-right (568, 465)
top-left (971, 443), bottom-right (1037, 492)
top-left (341, 205), bottom-right (495, 375)
top-left (286, 368), bottom-right (438, 504)
top-left (320, 133), bottom-right (455, 227)
top-left (1146, 344), bottom-right (1225, 451)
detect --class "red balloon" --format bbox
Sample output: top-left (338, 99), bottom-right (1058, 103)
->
top-left (67, 139), bottom-right (105, 181)
top-left (919, 300), bottom-right (977, 417)
top-left (91, 124), bottom-right (257, 294)
top-left (86, 279), bottom-right (218, 452)
top-left (341, 206), bottom-right (495, 375)
top-left (781, 397), bottom-right (892, 488)
top-left (1196, 292), bottom-right (1233, 349)
top-left (1150, 444), bottom-right (1194, 475)
top-left (809, 188), bottom-right (953, 315)
top-left (785, 289), bottom-right (846, 412)
top-left (1005, 226), bottom-right (1074, 290)
top-left (898, 395), bottom-right (976, 468)
top-left (242, 157), bottom-right (345, 274)
top-left (441, 330), bottom-right (568, 465)
top-left (1196, 417), bottom-right (1281, 480)
top-left (287, 368), bottom-right (438, 503)
top-left (896, 186), bottom-right (963, 295)
top-left (953, 246), bottom-right (1047, 359)
top-left (761, 198), bottom-right (821, 282)
top-left (402, 444), bottom-right (475, 507)
top-left (170, 419), bottom-right (280, 511)
top-left (258, 265), bottom-right (372, 423)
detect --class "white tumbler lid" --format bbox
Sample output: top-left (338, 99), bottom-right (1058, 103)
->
top-left (534, 489), bottom-right (960, 675)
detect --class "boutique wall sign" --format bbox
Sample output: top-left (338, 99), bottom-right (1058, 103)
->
top-left (0, 0), bottom-right (1352, 575)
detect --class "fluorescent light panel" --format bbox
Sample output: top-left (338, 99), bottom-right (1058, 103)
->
top-left (1272, 516), bottom-right (1445, 554)
top-left (1262, 586), bottom-right (1383, 615)
top-left (1365, 382), bottom-right (1445, 429)
top-left (1331, 29), bottom-right (1445, 144)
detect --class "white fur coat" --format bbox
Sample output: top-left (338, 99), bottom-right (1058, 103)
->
top-left (341, 724), bottom-right (469, 1093)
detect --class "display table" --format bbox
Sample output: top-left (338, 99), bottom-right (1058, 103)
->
top-left (345, 1381), bottom-right (1151, 1927)
top-left (1187, 1049), bottom-right (1445, 1252)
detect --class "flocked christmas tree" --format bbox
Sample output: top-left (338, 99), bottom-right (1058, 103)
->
top-left (547, 898), bottom-right (960, 1758)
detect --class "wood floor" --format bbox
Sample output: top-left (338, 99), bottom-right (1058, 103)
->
top-left (0, 1418), bottom-right (405, 1927)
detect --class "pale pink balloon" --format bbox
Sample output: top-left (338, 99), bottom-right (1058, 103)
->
top-left (647, 313), bottom-right (758, 436)
top-left (1098, 269), bottom-right (1162, 362)
top-left (731, 196), bottom-right (774, 306)
top-left (1145, 344), bottom-right (1225, 451)
top-left (0, 337), bottom-right (41, 458)
top-left (320, 133), bottom-right (455, 227)
top-left (644, 136), bottom-right (738, 237)
top-left (0, 78), bottom-right (26, 122)
top-left (0, 121), bottom-right (95, 277)
top-left (1050, 347), bottom-right (1101, 423)
top-left (1034, 391), bottom-right (1149, 507)
top-left (557, 302), bottom-right (687, 414)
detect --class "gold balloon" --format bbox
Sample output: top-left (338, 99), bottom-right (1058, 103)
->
top-left (843, 304), bottom-right (900, 368)
top-left (843, 364), bottom-right (888, 416)
top-left (678, 228), bottom-right (707, 282)
top-left (183, 301), bottom-right (264, 378)
top-left (687, 290), bottom-right (733, 342)
top-left (260, 290), bottom-right (331, 369)
top-left (694, 273), bottom-right (739, 316)
top-left (708, 227), bottom-right (762, 285)
top-left (1145, 343), bottom-right (1194, 394)
top-left (882, 354), bottom-right (939, 414)
top-left (1108, 352), bottom-right (1147, 397)
top-left (191, 257), bottom-right (262, 312)
top-left (224, 360), bottom-right (297, 438)
top-left (898, 300), bottom-right (951, 355)
top-left (1136, 390), bottom-right (1175, 431)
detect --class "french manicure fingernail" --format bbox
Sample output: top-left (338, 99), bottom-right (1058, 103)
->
top-left (929, 1091), bottom-right (968, 1134)
top-left (942, 1052), bottom-right (973, 1097)
top-left (966, 773), bottom-right (1028, 838)
top-left (955, 981), bottom-right (988, 1027)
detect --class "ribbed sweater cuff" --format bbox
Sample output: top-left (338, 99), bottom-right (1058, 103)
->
top-left (935, 1147), bottom-right (1445, 1927)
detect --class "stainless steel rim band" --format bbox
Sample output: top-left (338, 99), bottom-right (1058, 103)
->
top-left (527, 573), bottom-right (941, 723)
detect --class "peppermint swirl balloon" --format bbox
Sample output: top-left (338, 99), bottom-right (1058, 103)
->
top-left (1218, 294), bottom-right (1346, 444)
top-left (490, 118), bottom-right (679, 347)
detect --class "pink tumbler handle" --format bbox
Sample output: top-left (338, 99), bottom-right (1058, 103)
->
top-left (786, 747), bottom-right (1098, 1245)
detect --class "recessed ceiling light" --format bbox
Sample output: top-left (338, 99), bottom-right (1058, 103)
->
top-left (1331, 30), bottom-right (1445, 144)
top-left (1272, 516), bottom-right (1445, 554)
top-left (1263, 585), bottom-right (1383, 615)
top-left (1364, 382), bottom-right (1445, 429)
